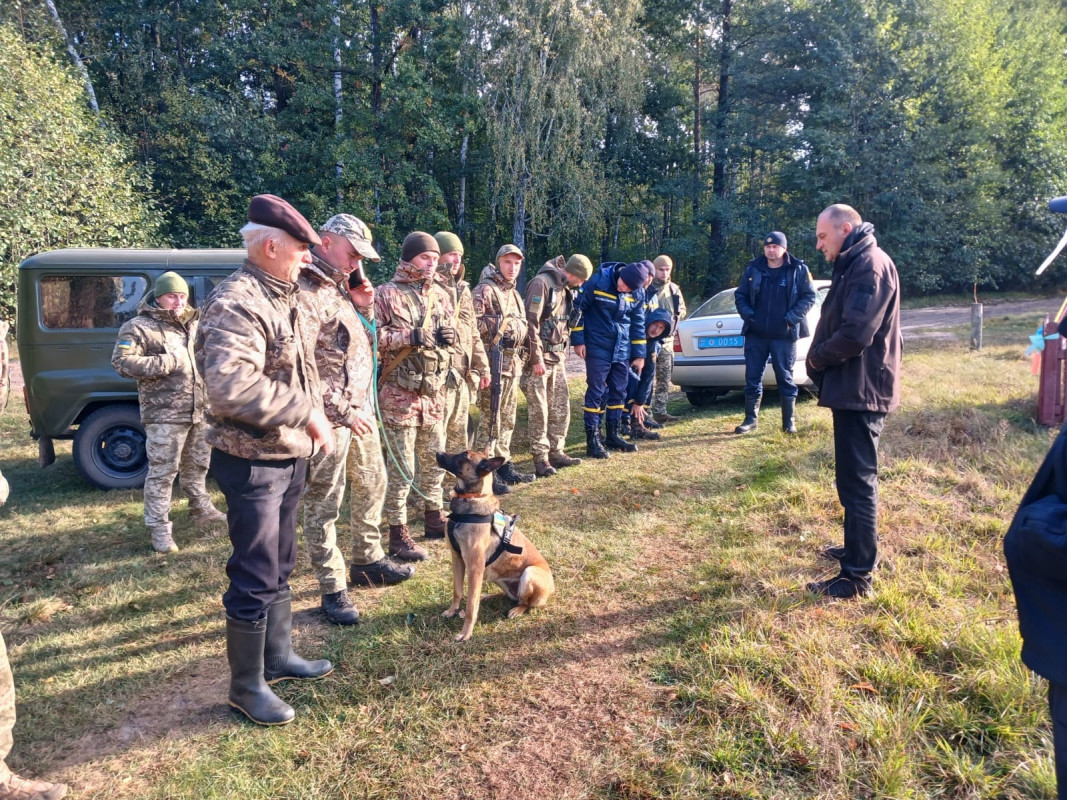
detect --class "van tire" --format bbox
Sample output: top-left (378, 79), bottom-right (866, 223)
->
top-left (685, 389), bottom-right (727, 407)
top-left (73, 405), bottom-right (148, 490)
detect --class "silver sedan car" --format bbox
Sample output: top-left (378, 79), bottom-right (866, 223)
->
top-left (670, 280), bottom-right (831, 406)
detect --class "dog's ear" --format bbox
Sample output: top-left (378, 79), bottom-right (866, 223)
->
top-left (475, 456), bottom-right (507, 476)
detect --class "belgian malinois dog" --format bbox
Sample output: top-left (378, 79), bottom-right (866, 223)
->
top-left (434, 450), bottom-right (555, 641)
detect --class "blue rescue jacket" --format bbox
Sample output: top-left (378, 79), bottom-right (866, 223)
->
top-left (570, 263), bottom-right (647, 363)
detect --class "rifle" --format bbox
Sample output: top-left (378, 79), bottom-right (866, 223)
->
top-left (486, 314), bottom-right (504, 448)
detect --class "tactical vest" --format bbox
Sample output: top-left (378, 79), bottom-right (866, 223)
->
top-left (386, 282), bottom-right (449, 397)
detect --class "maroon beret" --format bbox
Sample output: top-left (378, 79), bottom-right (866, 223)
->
top-left (248, 194), bottom-right (322, 246)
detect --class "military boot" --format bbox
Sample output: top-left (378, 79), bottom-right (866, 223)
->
top-left (498, 462), bottom-right (535, 485)
top-left (321, 590), bottom-right (360, 625)
top-left (0, 767), bottom-right (68, 800)
top-left (629, 416), bottom-right (661, 441)
top-left (548, 450), bottom-right (582, 469)
top-left (533, 459), bottom-right (557, 478)
top-left (585, 425), bottom-right (610, 459)
top-left (190, 504), bottom-right (227, 528)
top-left (423, 509), bottom-right (446, 539)
top-left (734, 395), bottom-right (760, 434)
top-left (643, 416), bottom-right (664, 430)
top-left (388, 524), bottom-right (428, 561)
top-left (782, 396), bottom-right (798, 434)
top-left (150, 522), bottom-right (178, 553)
top-left (654, 411), bottom-right (681, 424)
top-left (226, 616), bottom-right (294, 726)
top-left (618, 415), bottom-right (631, 436)
top-left (263, 588), bottom-right (333, 684)
top-left (350, 556), bottom-right (415, 587)
top-left (492, 474), bottom-right (512, 495)
top-left (604, 420), bottom-right (638, 452)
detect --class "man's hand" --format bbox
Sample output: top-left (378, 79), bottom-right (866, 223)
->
top-left (500, 332), bottom-right (517, 348)
top-left (532, 361), bottom-right (546, 377)
top-left (574, 345), bottom-right (586, 359)
top-left (479, 372), bottom-right (491, 390)
top-left (410, 328), bottom-right (433, 348)
top-left (632, 405), bottom-right (647, 424)
top-left (348, 278), bottom-right (374, 308)
top-left (349, 411), bottom-right (375, 437)
top-left (308, 408), bottom-right (335, 455)
top-left (631, 357), bottom-right (645, 373)
top-left (435, 326), bottom-right (457, 347)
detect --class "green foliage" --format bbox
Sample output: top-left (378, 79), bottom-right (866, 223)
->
top-left (0, 23), bottom-right (161, 322)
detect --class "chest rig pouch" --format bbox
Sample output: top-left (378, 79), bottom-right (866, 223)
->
top-left (391, 284), bottom-right (448, 397)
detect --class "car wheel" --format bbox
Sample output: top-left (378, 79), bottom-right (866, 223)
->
top-left (73, 405), bottom-right (148, 490)
top-left (685, 389), bottom-right (726, 407)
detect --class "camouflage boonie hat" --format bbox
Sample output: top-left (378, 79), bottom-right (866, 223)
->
top-left (322, 214), bottom-right (381, 262)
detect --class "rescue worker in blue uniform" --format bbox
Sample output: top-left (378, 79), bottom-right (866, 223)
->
top-left (570, 261), bottom-right (649, 458)
top-left (625, 306), bottom-right (673, 441)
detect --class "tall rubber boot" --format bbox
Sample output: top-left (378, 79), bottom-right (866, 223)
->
top-left (734, 395), bottom-right (760, 434)
top-left (226, 616), bottom-right (295, 726)
top-left (604, 420), bottom-right (638, 452)
top-left (585, 425), bottom-right (610, 459)
top-left (263, 588), bottom-right (333, 684)
top-left (782, 396), bottom-right (797, 434)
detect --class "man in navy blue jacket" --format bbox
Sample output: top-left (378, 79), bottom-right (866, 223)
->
top-left (571, 261), bottom-right (649, 458)
top-left (733, 231), bottom-right (817, 435)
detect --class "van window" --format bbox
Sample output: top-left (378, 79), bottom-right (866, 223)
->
top-left (41, 275), bottom-right (147, 329)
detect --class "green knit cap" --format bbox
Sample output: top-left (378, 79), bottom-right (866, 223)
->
top-left (564, 254), bottom-right (593, 280)
top-left (434, 231), bottom-right (464, 256)
top-left (153, 271), bottom-right (189, 297)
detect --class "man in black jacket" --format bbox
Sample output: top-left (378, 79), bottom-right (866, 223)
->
top-left (733, 231), bottom-right (816, 434)
top-left (805, 205), bottom-right (902, 599)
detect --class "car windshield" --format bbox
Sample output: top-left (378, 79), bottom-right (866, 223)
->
top-left (689, 289), bottom-right (738, 319)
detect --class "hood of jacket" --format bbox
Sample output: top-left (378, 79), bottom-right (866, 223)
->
top-left (645, 306), bottom-right (672, 345)
top-left (479, 263), bottom-right (517, 291)
top-left (392, 258), bottom-right (437, 285)
top-left (835, 222), bottom-right (877, 270)
top-left (535, 259), bottom-right (568, 289)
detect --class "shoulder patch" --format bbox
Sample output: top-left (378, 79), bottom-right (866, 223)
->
top-left (531, 295), bottom-right (542, 303)
top-left (117, 340), bottom-right (132, 349)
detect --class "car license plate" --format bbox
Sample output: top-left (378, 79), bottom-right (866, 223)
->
top-left (697, 335), bottom-right (743, 349)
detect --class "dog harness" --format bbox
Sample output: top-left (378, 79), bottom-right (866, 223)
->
top-left (447, 510), bottom-right (524, 566)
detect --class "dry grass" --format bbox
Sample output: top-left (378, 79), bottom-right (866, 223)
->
top-left (0, 310), bottom-right (1059, 798)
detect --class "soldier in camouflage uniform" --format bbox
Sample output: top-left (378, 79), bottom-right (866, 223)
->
top-left (648, 255), bottom-right (688, 423)
top-left (0, 327), bottom-right (69, 800)
top-left (0, 321), bottom-right (8, 508)
top-left (112, 272), bottom-right (226, 554)
top-left (434, 232), bottom-right (490, 507)
top-left (196, 194), bottom-right (335, 727)
top-left (375, 232), bottom-right (456, 545)
top-left (519, 254), bottom-right (592, 477)
top-left (299, 215), bottom-right (416, 627)
top-left (473, 245), bottom-right (533, 493)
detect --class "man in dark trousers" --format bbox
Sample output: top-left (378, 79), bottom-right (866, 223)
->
top-left (196, 195), bottom-right (336, 726)
top-left (733, 231), bottom-right (816, 435)
top-left (805, 205), bottom-right (901, 599)
top-left (1005, 321), bottom-right (1067, 798)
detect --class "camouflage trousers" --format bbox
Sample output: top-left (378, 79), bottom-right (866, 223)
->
top-left (520, 360), bottom-right (571, 460)
top-left (0, 632), bottom-right (13, 765)
top-left (304, 426), bottom-right (388, 594)
top-left (143, 421), bottom-right (214, 529)
top-left (651, 343), bottom-right (675, 415)
top-left (383, 422), bottom-right (444, 525)
top-left (441, 376), bottom-right (472, 504)
top-left (474, 374), bottom-right (518, 460)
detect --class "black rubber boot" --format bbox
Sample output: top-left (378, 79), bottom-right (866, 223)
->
top-left (782, 396), bottom-right (797, 434)
top-left (605, 420), bottom-right (638, 452)
top-left (263, 588), bottom-right (333, 685)
top-left (226, 616), bottom-right (295, 726)
top-left (498, 462), bottom-right (535, 484)
top-left (619, 416), bottom-right (631, 436)
top-left (734, 395), bottom-right (760, 434)
top-left (585, 425), bottom-right (610, 459)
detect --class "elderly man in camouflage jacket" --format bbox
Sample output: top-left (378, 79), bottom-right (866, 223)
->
top-left (195, 194), bottom-right (335, 727)
top-left (298, 214), bottom-right (417, 626)
top-left (473, 245), bottom-right (533, 493)
top-left (112, 271), bottom-right (226, 553)
top-left (376, 232), bottom-right (457, 546)
top-left (433, 232), bottom-right (489, 507)
top-left (520, 254), bottom-right (591, 477)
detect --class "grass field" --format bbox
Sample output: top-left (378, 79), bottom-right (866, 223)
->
top-left (0, 310), bottom-right (1060, 799)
